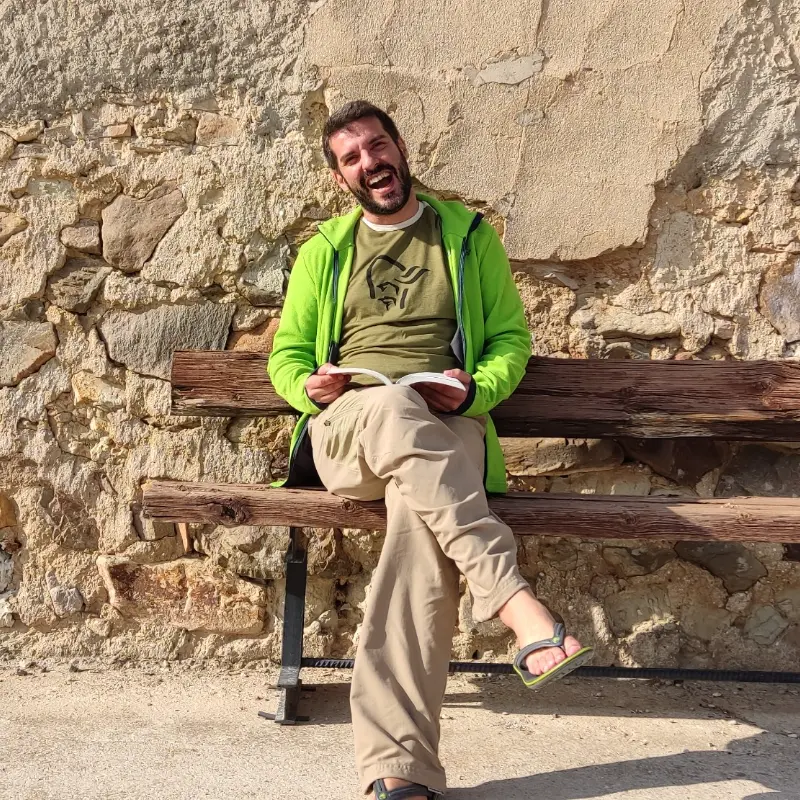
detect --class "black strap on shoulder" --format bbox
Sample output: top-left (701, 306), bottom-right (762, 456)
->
top-left (468, 211), bottom-right (484, 236)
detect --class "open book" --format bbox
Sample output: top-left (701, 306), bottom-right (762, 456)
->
top-left (328, 366), bottom-right (465, 390)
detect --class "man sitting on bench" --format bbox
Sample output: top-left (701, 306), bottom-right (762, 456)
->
top-left (268, 101), bottom-right (593, 799)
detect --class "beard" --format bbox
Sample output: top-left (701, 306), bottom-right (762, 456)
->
top-left (344, 156), bottom-right (413, 216)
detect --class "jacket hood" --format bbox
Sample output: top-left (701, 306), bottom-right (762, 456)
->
top-left (316, 192), bottom-right (478, 250)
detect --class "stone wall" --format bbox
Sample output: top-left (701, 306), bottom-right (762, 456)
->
top-left (1, 0), bottom-right (800, 668)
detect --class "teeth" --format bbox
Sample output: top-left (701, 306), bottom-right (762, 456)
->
top-left (367, 171), bottom-right (391, 187)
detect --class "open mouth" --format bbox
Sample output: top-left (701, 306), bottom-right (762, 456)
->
top-left (365, 170), bottom-right (395, 192)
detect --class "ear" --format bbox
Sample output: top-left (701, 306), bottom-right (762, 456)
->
top-left (330, 168), bottom-right (349, 192)
top-left (398, 136), bottom-right (409, 159)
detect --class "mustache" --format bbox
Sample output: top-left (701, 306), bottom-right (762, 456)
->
top-left (360, 163), bottom-right (398, 190)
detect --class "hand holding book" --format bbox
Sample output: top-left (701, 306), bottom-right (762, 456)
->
top-left (327, 366), bottom-right (470, 412)
top-left (411, 368), bottom-right (471, 413)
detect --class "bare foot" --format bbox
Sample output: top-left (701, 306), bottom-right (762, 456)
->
top-left (380, 778), bottom-right (428, 799)
top-left (497, 589), bottom-right (585, 676)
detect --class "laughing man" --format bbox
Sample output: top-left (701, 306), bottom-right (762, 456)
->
top-left (268, 101), bottom-right (593, 799)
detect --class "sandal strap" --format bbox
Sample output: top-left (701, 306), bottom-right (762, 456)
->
top-left (513, 621), bottom-right (567, 678)
top-left (373, 778), bottom-right (437, 799)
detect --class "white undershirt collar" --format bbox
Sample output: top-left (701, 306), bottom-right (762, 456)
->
top-left (361, 201), bottom-right (427, 232)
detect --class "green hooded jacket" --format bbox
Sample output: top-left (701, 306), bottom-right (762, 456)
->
top-left (267, 193), bottom-right (531, 494)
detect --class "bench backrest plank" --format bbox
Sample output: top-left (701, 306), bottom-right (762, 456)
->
top-left (171, 351), bottom-right (800, 439)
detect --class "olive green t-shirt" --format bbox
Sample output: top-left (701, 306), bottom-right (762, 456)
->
top-left (337, 202), bottom-right (460, 382)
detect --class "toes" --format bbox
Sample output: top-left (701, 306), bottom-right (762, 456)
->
top-left (525, 645), bottom-right (567, 676)
top-left (563, 635), bottom-right (583, 657)
top-left (522, 636), bottom-right (586, 676)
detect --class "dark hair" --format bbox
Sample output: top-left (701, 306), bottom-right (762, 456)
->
top-left (322, 100), bottom-right (402, 171)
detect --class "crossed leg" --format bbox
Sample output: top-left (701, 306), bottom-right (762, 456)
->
top-left (309, 385), bottom-right (583, 796)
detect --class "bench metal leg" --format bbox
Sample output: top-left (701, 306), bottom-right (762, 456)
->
top-left (259, 526), bottom-right (310, 724)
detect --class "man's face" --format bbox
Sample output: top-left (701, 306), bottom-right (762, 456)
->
top-left (328, 116), bottom-right (413, 215)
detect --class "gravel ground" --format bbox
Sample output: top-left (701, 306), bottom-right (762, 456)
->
top-left (0, 661), bottom-right (798, 799)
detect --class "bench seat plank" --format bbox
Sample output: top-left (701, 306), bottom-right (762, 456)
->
top-left (142, 481), bottom-right (800, 543)
top-left (170, 351), bottom-right (800, 439)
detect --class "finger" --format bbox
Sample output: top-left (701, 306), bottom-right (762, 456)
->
top-left (415, 388), bottom-right (449, 412)
top-left (309, 374), bottom-right (348, 390)
top-left (443, 369), bottom-right (471, 383)
top-left (316, 388), bottom-right (345, 403)
top-left (416, 382), bottom-right (466, 399)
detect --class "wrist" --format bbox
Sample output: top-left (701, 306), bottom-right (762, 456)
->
top-left (451, 379), bottom-right (476, 415)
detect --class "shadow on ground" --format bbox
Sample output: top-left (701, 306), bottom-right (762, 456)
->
top-left (294, 676), bottom-right (798, 798)
top-left (455, 732), bottom-right (794, 798)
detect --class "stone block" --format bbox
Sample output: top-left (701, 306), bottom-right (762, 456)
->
top-left (681, 605), bottom-right (733, 642)
top-left (101, 185), bottom-right (187, 272)
top-left (46, 256), bottom-right (111, 312)
top-left (0, 595), bottom-right (13, 628)
top-left (549, 467), bottom-right (652, 496)
top-left (620, 439), bottom-right (730, 486)
top-left (118, 537), bottom-right (186, 564)
top-left (465, 52), bottom-right (544, 86)
top-left (743, 605), bottom-right (789, 645)
top-left (540, 539), bottom-right (578, 571)
top-left (716, 445), bottom-right (800, 498)
top-left (0, 211), bottom-right (27, 246)
top-left (0, 132), bottom-right (14, 161)
top-left (1, 120), bottom-right (44, 141)
top-left (0, 551), bottom-right (12, 593)
top-left (130, 502), bottom-right (175, 542)
top-left (98, 303), bottom-right (234, 380)
top-left (97, 556), bottom-right (266, 635)
top-left (193, 525), bottom-right (287, 581)
top-left (124, 373), bottom-right (172, 418)
top-left (238, 235), bottom-right (288, 305)
top-left (85, 616), bottom-right (113, 638)
top-left (0, 494), bottom-right (17, 528)
top-left (228, 318), bottom-right (280, 352)
top-left (59, 220), bottom-right (101, 254)
top-left (594, 307), bottom-right (681, 340)
top-left (231, 305), bottom-right (273, 332)
top-left (46, 572), bottom-right (85, 617)
top-left (504, 437), bottom-right (623, 477)
top-left (161, 117), bottom-right (197, 143)
top-left (776, 588), bottom-right (800, 622)
top-left (103, 123), bottom-right (132, 138)
top-left (10, 143), bottom-right (47, 160)
top-left (604, 587), bottom-right (672, 637)
top-left (0, 320), bottom-right (57, 387)
top-left (195, 113), bottom-right (242, 146)
top-left (760, 261), bottom-right (800, 343)
top-left (71, 371), bottom-right (125, 410)
top-left (674, 542), bottom-right (767, 593)
top-left (602, 546), bottom-right (674, 577)
top-left (42, 489), bottom-right (100, 552)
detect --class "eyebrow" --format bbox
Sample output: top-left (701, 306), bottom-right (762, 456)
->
top-left (340, 134), bottom-right (388, 163)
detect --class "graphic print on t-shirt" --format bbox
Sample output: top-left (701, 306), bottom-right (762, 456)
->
top-left (365, 255), bottom-right (429, 310)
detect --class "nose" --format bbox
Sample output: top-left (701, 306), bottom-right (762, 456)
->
top-left (360, 148), bottom-right (381, 172)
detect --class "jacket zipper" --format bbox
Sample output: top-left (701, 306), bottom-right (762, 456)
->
top-left (453, 212), bottom-right (484, 367)
top-left (327, 249), bottom-right (341, 364)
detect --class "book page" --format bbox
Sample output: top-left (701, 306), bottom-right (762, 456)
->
top-left (327, 366), bottom-right (392, 385)
top-left (396, 372), bottom-right (466, 390)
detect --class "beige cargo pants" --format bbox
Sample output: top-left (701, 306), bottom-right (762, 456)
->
top-left (308, 384), bottom-right (529, 795)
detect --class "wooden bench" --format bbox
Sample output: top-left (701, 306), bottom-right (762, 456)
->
top-left (142, 352), bottom-right (800, 723)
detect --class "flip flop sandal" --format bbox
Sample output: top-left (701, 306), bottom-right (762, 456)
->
top-left (513, 620), bottom-right (594, 690)
top-left (373, 779), bottom-right (441, 799)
